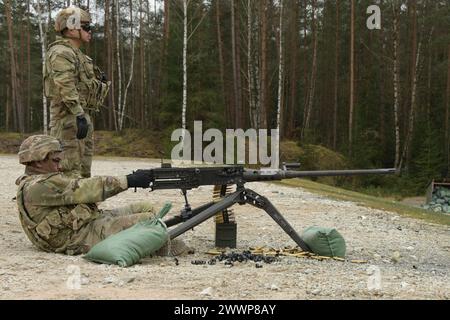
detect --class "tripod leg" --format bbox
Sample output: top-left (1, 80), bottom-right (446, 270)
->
top-left (168, 190), bottom-right (243, 239)
top-left (243, 188), bottom-right (312, 252)
top-left (164, 202), bottom-right (216, 228)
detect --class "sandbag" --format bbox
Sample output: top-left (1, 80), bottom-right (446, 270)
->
top-left (301, 226), bottom-right (346, 258)
top-left (83, 203), bottom-right (172, 267)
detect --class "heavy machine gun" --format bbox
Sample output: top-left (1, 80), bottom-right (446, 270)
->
top-left (135, 164), bottom-right (396, 252)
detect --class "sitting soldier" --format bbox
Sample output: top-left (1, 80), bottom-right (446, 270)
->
top-left (15, 135), bottom-right (190, 256)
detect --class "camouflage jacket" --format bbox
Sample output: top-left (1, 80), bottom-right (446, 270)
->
top-left (16, 172), bottom-right (128, 254)
top-left (44, 37), bottom-right (110, 126)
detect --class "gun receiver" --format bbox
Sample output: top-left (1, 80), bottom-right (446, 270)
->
top-left (139, 164), bottom-right (396, 252)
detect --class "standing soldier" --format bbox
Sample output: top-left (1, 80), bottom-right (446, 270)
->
top-left (44, 6), bottom-right (110, 178)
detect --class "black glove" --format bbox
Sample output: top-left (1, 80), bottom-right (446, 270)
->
top-left (126, 170), bottom-right (153, 189)
top-left (76, 115), bottom-right (89, 140)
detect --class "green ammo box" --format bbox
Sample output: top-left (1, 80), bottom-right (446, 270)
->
top-left (215, 223), bottom-right (237, 248)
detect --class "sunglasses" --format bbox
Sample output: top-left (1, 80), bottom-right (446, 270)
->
top-left (81, 24), bottom-right (93, 33)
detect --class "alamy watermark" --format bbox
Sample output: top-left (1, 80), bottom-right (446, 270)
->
top-left (367, 265), bottom-right (382, 291)
top-left (66, 265), bottom-right (81, 290)
top-left (171, 121), bottom-right (280, 169)
top-left (367, 5), bottom-right (382, 30)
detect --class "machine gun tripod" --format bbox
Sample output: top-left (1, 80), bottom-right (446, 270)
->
top-left (165, 181), bottom-right (313, 252)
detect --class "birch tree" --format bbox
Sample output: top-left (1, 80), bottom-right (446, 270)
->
top-left (276, 0), bottom-right (284, 135)
top-left (392, 1), bottom-right (401, 168)
top-left (301, 0), bottom-right (318, 140)
top-left (180, 0), bottom-right (207, 131)
top-left (119, 0), bottom-right (136, 131)
top-left (36, 0), bottom-right (49, 134)
top-left (115, 0), bottom-right (123, 130)
top-left (399, 0), bottom-right (424, 170)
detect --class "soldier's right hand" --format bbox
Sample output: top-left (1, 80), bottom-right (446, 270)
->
top-left (76, 115), bottom-right (89, 140)
top-left (126, 170), bottom-right (153, 189)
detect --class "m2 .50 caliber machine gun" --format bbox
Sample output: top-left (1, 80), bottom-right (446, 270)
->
top-left (134, 164), bottom-right (396, 252)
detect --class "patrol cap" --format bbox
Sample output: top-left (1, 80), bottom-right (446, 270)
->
top-left (18, 135), bottom-right (63, 165)
top-left (55, 6), bottom-right (91, 32)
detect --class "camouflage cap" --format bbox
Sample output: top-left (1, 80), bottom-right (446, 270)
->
top-left (55, 6), bottom-right (91, 32)
top-left (18, 135), bottom-right (63, 165)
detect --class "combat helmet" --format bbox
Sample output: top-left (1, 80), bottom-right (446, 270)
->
top-left (55, 6), bottom-right (91, 33)
top-left (18, 135), bottom-right (63, 165)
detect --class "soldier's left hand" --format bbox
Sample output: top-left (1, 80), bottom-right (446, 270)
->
top-left (76, 115), bottom-right (89, 140)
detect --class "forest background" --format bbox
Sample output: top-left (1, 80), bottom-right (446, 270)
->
top-left (1, 0), bottom-right (450, 198)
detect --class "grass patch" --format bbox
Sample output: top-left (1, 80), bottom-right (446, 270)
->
top-left (280, 178), bottom-right (450, 226)
top-left (94, 130), bottom-right (165, 158)
top-left (0, 130), bottom-right (167, 159)
top-left (0, 132), bottom-right (31, 155)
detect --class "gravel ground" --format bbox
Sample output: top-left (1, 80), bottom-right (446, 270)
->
top-left (0, 155), bottom-right (449, 300)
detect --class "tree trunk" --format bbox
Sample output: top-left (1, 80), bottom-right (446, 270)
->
top-left (120, 0), bottom-right (136, 131)
top-left (276, 0), bottom-right (284, 136)
top-left (247, 0), bottom-right (258, 129)
top-left (105, 0), bottom-right (115, 130)
top-left (115, 0), bottom-right (122, 131)
top-left (164, 0), bottom-right (170, 46)
top-left (231, 0), bottom-right (243, 128)
top-left (235, 1), bottom-right (243, 128)
top-left (139, 0), bottom-right (145, 129)
top-left (36, 0), bottom-right (49, 134)
top-left (216, 0), bottom-right (228, 127)
top-left (20, 8), bottom-right (26, 131)
top-left (302, 0), bottom-right (309, 126)
top-left (333, 0), bottom-right (340, 149)
top-left (445, 44), bottom-right (450, 176)
top-left (259, 0), bottom-right (268, 129)
top-left (392, 2), bottom-right (401, 168)
top-left (348, 0), bottom-right (355, 156)
top-left (399, 0), bottom-right (422, 171)
top-left (6, 85), bottom-right (10, 132)
top-left (302, 0), bottom-right (318, 140)
top-left (146, 0), bottom-right (154, 127)
top-left (182, 0), bottom-right (188, 131)
top-left (5, 0), bottom-right (24, 133)
top-left (27, 0), bottom-right (32, 131)
top-left (154, 0), bottom-right (170, 129)
top-left (287, 0), bottom-right (299, 138)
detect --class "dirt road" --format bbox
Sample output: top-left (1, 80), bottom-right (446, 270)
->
top-left (0, 155), bottom-right (449, 300)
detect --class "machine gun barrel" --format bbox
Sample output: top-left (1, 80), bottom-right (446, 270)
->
top-left (243, 168), bottom-right (397, 182)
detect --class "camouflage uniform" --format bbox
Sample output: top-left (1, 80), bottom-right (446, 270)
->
top-left (16, 173), bottom-right (155, 255)
top-left (44, 7), bottom-right (110, 178)
top-left (16, 135), bottom-right (155, 255)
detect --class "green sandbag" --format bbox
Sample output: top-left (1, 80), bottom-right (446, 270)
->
top-left (83, 203), bottom-right (172, 267)
top-left (301, 226), bottom-right (346, 258)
